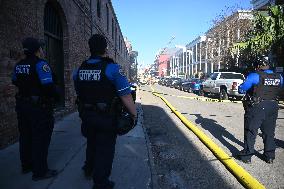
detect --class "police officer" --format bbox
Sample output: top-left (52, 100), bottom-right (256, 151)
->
top-left (73, 34), bottom-right (137, 189)
top-left (12, 37), bottom-right (60, 180)
top-left (238, 56), bottom-right (283, 164)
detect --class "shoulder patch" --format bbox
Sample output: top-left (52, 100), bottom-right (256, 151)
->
top-left (119, 67), bottom-right (125, 76)
top-left (42, 64), bottom-right (51, 73)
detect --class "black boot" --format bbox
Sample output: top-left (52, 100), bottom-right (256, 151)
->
top-left (93, 180), bottom-right (115, 189)
top-left (82, 165), bottom-right (93, 179)
top-left (32, 169), bottom-right (58, 181)
top-left (236, 150), bottom-right (252, 164)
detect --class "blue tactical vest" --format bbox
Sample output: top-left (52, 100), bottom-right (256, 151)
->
top-left (251, 71), bottom-right (281, 100)
top-left (76, 59), bottom-right (117, 104)
top-left (14, 56), bottom-right (42, 97)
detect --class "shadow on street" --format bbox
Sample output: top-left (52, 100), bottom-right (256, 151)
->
top-left (191, 113), bottom-right (243, 156)
top-left (142, 104), bottom-right (236, 189)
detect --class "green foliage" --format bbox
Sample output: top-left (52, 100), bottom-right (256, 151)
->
top-left (231, 5), bottom-right (284, 59)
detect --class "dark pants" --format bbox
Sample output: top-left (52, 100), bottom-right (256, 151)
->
top-left (81, 110), bottom-right (117, 187)
top-left (242, 100), bottom-right (279, 160)
top-left (16, 99), bottom-right (54, 176)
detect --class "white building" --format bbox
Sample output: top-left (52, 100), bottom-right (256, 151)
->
top-left (169, 47), bottom-right (191, 78)
top-left (186, 35), bottom-right (208, 78)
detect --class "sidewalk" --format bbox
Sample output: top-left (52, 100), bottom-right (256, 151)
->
top-left (0, 101), bottom-right (151, 189)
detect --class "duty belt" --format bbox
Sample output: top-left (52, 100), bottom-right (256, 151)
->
top-left (16, 94), bottom-right (54, 110)
top-left (82, 103), bottom-right (111, 113)
top-left (16, 95), bottom-right (40, 104)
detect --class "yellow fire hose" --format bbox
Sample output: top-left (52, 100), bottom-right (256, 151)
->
top-left (150, 86), bottom-right (265, 189)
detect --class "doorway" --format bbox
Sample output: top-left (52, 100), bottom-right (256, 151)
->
top-left (44, 2), bottom-right (65, 107)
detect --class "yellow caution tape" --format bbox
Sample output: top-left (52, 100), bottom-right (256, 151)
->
top-left (143, 87), bottom-right (243, 104)
top-left (150, 86), bottom-right (265, 189)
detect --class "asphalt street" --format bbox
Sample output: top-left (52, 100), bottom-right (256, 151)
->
top-left (140, 84), bottom-right (284, 189)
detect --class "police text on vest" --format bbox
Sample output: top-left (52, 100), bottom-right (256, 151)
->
top-left (264, 78), bottom-right (280, 86)
top-left (15, 65), bottom-right (30, 74)
top-left (79, 70), bottom-right (101, 81)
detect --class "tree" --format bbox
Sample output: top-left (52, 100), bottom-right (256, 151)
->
top-left (231, 5), bottom-right (284, 69)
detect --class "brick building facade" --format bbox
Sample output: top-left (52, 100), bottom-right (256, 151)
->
top-left (0, 0), bottom-right (131, 148)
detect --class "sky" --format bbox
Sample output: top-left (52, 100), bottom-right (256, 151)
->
top-left (112, 0), bottom-right (252, 68)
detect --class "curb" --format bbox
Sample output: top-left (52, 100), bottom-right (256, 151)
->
top-left (136, 91), bottom-right (159, 189)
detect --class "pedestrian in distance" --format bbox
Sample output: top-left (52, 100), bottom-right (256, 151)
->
top-left (12, 37), bottom-right (60, 180)
top-left (73, 34), bottom-right (137, 189)
top-left (237, 55), bottom-right (283, 164)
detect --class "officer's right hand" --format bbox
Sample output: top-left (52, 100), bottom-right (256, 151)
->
top-left (120, 94), bottom-right (137, 118)
top-left (238, 86), bottom-right (245, 94)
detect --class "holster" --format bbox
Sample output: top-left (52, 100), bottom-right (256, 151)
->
top-left (78, 97), bottom-right (123, 116)
top-left (242, 94), bottom-right (261, 109)
top-left (16, 94), bottom-right (54, 110)
top-left (40, 96), bottom-right (55, 109)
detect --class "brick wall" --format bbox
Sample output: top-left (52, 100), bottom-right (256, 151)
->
top-left (0, 0), bottom-right (43, 148)
top-left (0, 0), bottom-right (131, 149)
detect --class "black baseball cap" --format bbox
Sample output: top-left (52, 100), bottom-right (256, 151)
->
top-left (88, 34), bottom-right (107, 55)
top-left (22, 37), bottom-right (45, 55)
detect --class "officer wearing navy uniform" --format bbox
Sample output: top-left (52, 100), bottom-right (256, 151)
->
top-left (12, 37), bottom-right (59, 180)
top-left (238, 56), bottom-right (283, 164)
top-left (73, 34), bottom-right (137, 189)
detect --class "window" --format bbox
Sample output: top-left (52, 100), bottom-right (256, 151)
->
top-left (97, 0), bottom-right (101, 18)
top-left (209, 73), bottom-right (219, 80)
top-left (44, 3), bottom-right (62, 38)
top-left (115, 27), bottom-right (117, 48)
top-left (220, 73), bottom-right (244, 80)
top-left (118, 36), bottom-right (120, 50)
top-left (106, 4), bottom-right (109, 33)
top-left (112, 19), bottom-right (114, 39)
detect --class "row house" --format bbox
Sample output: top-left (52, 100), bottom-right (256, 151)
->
top-left (157, 54), bottom-right (170, 77)
top-left (155, 48), bottom-right (180, 77)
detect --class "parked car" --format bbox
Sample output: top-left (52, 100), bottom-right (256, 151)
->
top-left (201, 72), bottom-right (245, 100)
top-left (158, 77), bottom-right (165, 85)
top-left (171, 78), bottom-right (180, 88)
top-left (165, 78), bottom-right (173, 87)
top-left (173, 79), bottom-right (187, 89)
top-left (166, 78), bottom-right (180, 87)
top-left (161, 77), bottom-right (169, 86)
top-left (181, 79), bottom-right (193, 92)
top-left (182, 78), bottom-right (201, 93)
